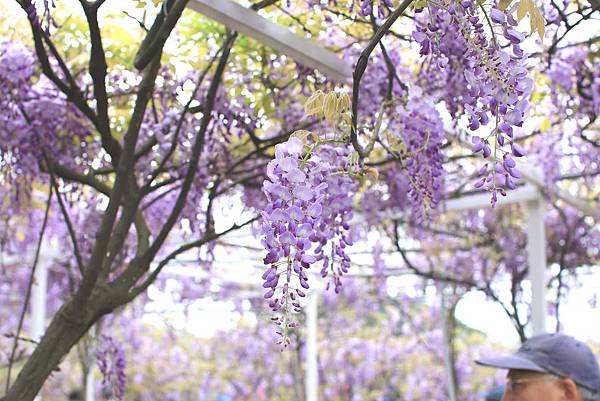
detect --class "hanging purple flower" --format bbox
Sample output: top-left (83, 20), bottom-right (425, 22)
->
top-left (96, 335), bottom-right (127, 401)
top-left (260, 136), bottom-right (358, 347)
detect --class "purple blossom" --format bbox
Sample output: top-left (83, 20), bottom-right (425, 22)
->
top-left (490, 8), bottom-right (506, 24)
top-left (413, 1), bottom-right (531, 203)
top-left (505, 28), bottom-right (525, 44)
top-left (96, 335), bottom-right (127, 401)
top-left (260, 137), bottom-right (358, 346)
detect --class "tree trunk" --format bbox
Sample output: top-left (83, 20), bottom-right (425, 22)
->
top-left (4, 300), bottom-right (99, 401)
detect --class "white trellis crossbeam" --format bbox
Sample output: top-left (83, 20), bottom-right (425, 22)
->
top-left (187, 0), bottom-right (352, 83)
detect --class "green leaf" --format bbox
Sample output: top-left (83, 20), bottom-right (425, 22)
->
top-left (290, 129), bottom-right (312, 144)
top-left (347, 151), bottom-right (360, 165)
top-left (410, 0), bottom-right (428, 10)
top-left (514, 0), bottom-right (546, 41)
top-left (531, 5), bottom-right (545, 41)
top-left (336, 93), bottom-right (351, 113)
top-left (498, 0), bottom-right (513, 10)
top-left (323, 92), bottom-right (338, 122)
top-left (516, 0), bottom-right (529, 21)
top-left (303, 90), bottom-right (325, 117)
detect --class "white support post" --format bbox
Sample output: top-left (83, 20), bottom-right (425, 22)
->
top-left (84, 324), bottom-right (97, 401)
top-left (30, 261), bottom-right (47, 342)
top-left (440, 286), bottom-right (457, 401)
top-left (85, 366), bottom-right (95, 401)
top-left (305, 292), bottom-right (318, 401)
top-left (526, 197), bottom-right (547, 335)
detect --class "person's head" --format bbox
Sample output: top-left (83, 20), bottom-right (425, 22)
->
top-left (476, 333), bottom-right (600, 401)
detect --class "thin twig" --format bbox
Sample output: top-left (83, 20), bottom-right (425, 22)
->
top-left (43, 151), bottom-right (85, 275)
top-left (5, 182), bottom-right (53, 392)
top-left (128, 216), bottom-right (259, 299)
top-left (134, 0), bottom-right (190, 70)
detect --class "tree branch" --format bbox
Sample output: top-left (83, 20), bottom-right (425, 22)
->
top-left (5, 182), bottom-right (52, 393)
top-left (134, 0), bottom-right (189, 70)
top-left (73, 47), bottom-right (163, 307)
top-left (392, 220), bottom-right (527, 341)
top-left (111, 32), bottom-right (239, 293)
top-left (127, 216), bottom-right (258, 300)
top-left (44, 153), bottom-right (85, 276)
top-left (141, 41), bottom-right (225, 192)
top-left (351, 0), bottom-right (414, 160)
top-left (144, 32), bottom-right (237, 260)
top-left (81, 1), bottom-right (122, 162)
top-left (53, 168), bottom-right (110, 196)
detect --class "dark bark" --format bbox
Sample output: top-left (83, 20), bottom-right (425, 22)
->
top-left (3, 286), bottom-right (118, 401)
top-left (350, 0), bottom-right (414, 160)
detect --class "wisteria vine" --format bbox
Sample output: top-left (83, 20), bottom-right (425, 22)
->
top-left (413, 0), bottom-right (533, 205)
top-left (260, 92), bottom-right (360, 347)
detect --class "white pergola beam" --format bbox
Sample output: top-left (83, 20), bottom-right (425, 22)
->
top-left (187, 0), bottom-right (352, 83)
top-left (519, 163), bottom-right (600, 220)
top-left (443, 184), bottom-right (539, 212)
top-left (380, 184), bottom-right (540, 219)
top-left (447, 133), bottom-right (600, 220)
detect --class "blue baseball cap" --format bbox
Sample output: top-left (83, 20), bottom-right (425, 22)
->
top-left (476, 333), bottom-right (600, 391)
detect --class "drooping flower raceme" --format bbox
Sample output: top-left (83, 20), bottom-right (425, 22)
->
top-left (390, 86), bottom-right (446, 220)
top-left (0, 41), bottom-right (91, 205)
top-left (413, 1), bottom-right (533, 205)
top-left (96, 335), bottom-right (127, 401)
top-left (260, 136), bottom-right (357, 347)
top-left (304, 0), bottom-right (393, 17)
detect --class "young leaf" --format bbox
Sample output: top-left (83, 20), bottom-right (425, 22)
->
top-left (304, 90), bottom-right (325, 117)
top-left (540, 118), bottom-right (551, 133)
top-left (498, 0), bottom-right (513, 10)
top-left (323, 92), bottom-right (338, 122)
top-left (336, 93), bottom-right (351, 113)
top-left (516, 0), bottom-right (529, 21)
top-left (514, 0), bottom-right (546, 40)
top-left (291, 130), bottom-right (313, 144)
top-left (531, 5), bottom-right (545, 40)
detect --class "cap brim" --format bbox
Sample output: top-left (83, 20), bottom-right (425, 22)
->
top-left (476, 354), bottom-right (548, 373)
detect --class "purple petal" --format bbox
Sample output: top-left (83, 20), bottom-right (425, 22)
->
top-left (285, 168), bottom-right (306, 183)
top-left (511, 143), bottom-right (526, 157)
top-left (490, 8), bottom-right (506, 24)
top-left (505, 28), bottom-right (525, 44)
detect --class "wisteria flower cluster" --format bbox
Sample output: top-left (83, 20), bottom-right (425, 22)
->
top-left (260, 93), bottom-right (359, 347)
top-left (387, 86), bottom-right (446, 220)
top-left (413, 0), bottom-right (533, 205)
top-left (96, 335), bottom-right (127, 401)
top-left (0, 41), bottom-right (91, 201)
top-left (547, 49), bottom-right (600, 121)
top-left (305, 0), bottom-right (393, 17)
